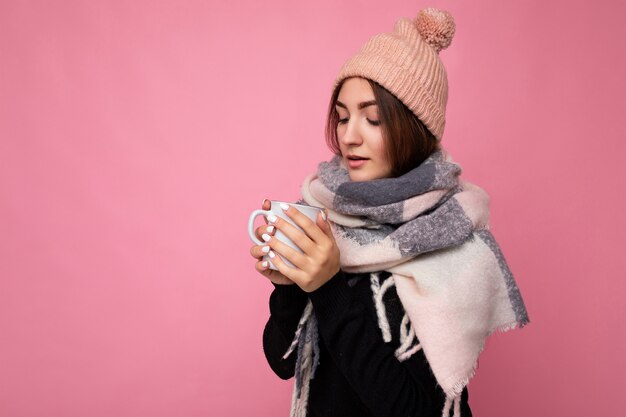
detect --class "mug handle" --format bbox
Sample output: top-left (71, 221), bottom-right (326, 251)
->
top-left (248, 209), bottom-right (271, 245)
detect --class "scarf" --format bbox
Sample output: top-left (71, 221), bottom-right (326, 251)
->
top-left (283, 148), bottom-right (530, 417)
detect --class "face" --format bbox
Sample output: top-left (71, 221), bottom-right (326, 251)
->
top-left (335, 77), bottom-right (393, 182)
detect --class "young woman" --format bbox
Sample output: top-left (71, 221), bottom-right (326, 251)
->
top-left (249, 8), bottom-right (529, 417)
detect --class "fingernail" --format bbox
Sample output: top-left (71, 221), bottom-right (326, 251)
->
top-left (268, 250), bottom-right (276, 258)
top-left (280, 203), bottom-right (289, 211)
top-left (267, 214), bottom-right (278, 223)
top-left (321, 210), bottom-right (327, 221)
top-left (262, 198), bottom-right (269, 206)
top-left (262, 233), bottom-right (271, 242)
top-left (267, 226), bottom-right (275, 233)
top-left (262, 261), bottom-right (268, 268)
top-left (262, 246), bottom-right (270, 253)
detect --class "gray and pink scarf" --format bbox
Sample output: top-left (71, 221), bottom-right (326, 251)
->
top-left (284, 148), bottom-right (530, 417)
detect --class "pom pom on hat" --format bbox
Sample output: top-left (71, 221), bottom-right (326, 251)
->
top-left (415, 8), bottom-right (456, 53)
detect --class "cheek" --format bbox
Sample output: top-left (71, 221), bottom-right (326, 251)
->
top-left (370, 133), bottom-right (386, 160)
top-left (336, 126), bottom-right (347, 145)
top-left (371, 135), bottom-right (392, 174)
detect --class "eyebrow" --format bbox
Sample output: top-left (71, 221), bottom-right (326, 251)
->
top-left (336, 100), bottom-right (378, 110)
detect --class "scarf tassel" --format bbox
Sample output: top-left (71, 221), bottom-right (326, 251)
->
top-left (442, 394), bottom-right (461, 417)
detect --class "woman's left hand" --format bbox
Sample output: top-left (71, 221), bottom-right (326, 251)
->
top-left (264, 205), bottom-right (341, 293)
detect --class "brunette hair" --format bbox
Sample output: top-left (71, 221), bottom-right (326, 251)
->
top-left (325, 77), bottom-right (440, 178)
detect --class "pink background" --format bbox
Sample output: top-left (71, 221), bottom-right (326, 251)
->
top-left (1, 0), bottom-right (624, 416)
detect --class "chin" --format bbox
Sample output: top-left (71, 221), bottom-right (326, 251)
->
top-left (349, 171), bottom-right (376, 182)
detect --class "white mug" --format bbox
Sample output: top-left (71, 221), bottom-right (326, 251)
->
top-left (248, 200), bottom-right (325, 270)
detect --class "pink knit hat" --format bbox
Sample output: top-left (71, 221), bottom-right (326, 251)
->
top-left (333, 8), bottom-right (456, 142)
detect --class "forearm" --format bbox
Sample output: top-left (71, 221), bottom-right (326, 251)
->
top-left (262, 283), bottom-right (309, 380)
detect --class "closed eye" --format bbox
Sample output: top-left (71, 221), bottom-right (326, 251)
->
top-left (338, 118), bottom-right (380, 126)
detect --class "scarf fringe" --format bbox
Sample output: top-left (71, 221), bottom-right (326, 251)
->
top-left (395, 311), bottom-right (421, 361)
top-left (444, 317), bottom-right (530, 401)
top-left (287, 300), bottom-right (318, 417)
top-left (441, 316), bottom-right (530, 417)
top-left (283, 301), bottom-right (313, 360)
top-left (442, 394), bottom-right (462, 417)
top-left (370, 273), bottom-right (424, 362)
top-left (370, 272), bottom-right (394, 343)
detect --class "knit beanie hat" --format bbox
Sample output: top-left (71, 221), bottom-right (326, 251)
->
top-left (333, 8), bottom-right (456, 142)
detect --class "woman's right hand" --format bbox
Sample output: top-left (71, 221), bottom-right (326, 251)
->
top-left (249, 198), bottom-right (295, 286)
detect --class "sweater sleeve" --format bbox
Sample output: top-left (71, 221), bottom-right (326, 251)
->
top-left (308, 270), bottom-right (440, 417)
top-left (262, 283), bottom-right (309, 380)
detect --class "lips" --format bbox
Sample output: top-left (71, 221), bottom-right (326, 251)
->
top-left (347, 155), bottom-right (369, 160)
top-left (346, 155), bottom-right (369, 169)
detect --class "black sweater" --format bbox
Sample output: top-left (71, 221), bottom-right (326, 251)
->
top-left (263, 269), bottom-right (473, 417)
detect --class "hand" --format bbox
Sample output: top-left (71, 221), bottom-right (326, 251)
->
top-left (264, 203), bottom-right (341, 293)
top-left (249, 198), bottom-right (295, 286)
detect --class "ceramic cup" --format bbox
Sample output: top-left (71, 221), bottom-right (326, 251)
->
top-left (248, 200), bottom-right (325, 270)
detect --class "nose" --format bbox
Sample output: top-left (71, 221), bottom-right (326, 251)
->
top-left (338, 118), bottom-right (363, 147)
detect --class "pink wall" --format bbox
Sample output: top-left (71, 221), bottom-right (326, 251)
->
top-left (1, 0), bottom-right (624, 416)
